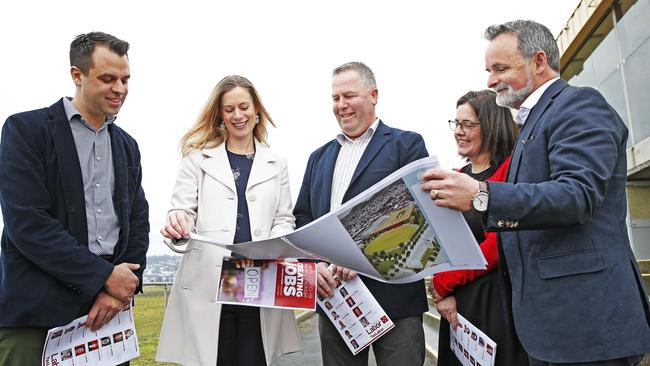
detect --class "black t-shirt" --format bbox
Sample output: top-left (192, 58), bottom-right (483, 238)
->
top-left (461, 164), bottom-right (498, 244)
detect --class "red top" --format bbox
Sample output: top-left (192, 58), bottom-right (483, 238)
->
top-left (432, 157), bottom-right (511, 298)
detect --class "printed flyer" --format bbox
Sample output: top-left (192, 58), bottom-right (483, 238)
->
top-left (216, 258), bottom-right (317, 310)
top-left (316, 265), bottom-right (394, 355)
top-left (450, 313), bottom-right (497, 366)
top-left (42, 307), bottom-right (139, 366)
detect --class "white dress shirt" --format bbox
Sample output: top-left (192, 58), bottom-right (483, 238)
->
top-left (515, 77), bottom-right (560, 125)
top-left (330, 118), bottom-right (380, 210)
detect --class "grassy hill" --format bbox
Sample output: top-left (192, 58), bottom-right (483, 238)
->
top-left (133, 285), bottom-right (176, 365)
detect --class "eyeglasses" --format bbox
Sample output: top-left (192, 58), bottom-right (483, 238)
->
top-left (448, 119), bottom-right (480, 132)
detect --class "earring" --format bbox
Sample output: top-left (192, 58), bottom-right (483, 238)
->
top-left (255, 114), bottom-right (260, 125)
top-left (220, 120), bottom-right (225, 129)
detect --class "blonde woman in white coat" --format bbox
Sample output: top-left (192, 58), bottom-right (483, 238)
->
top-left (156, 75), bottom-right (300, 366)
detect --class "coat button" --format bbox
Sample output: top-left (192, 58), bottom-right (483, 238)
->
top-left (497, 220), bottom-right (504, 228)
top-left (249, 195), bottom-right (256, 202)
top-left (254, 229), bottom-right (261, 236)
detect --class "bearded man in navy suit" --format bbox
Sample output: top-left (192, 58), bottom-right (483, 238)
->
top-left (293, 62), bottom-right (429, 365)
top-left (0, 32), bottom-right (149, 365)
top-left (422, 20), bottom-right (650, 365)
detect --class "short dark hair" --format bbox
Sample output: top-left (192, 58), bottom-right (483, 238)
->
top-left (456, 90), bottom-right (517, 164)
top-left (70, 32), bottom-right (129, 75)
top-left (484, 20), bottom-right (560, 72)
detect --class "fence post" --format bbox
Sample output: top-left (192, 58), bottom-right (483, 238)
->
top-left (163, 283), bottom-right (169, 309)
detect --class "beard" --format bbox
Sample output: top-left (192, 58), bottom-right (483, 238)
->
top-left (495, 79), bottom-right (533, 109)
top-left (494, 68), bottom-right (534, 109)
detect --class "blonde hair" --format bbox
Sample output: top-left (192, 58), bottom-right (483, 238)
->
top-left (180, 75), bottom-right (275, 156)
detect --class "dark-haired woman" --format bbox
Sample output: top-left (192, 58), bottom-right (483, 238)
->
top-left (432, 90), bottom-right (528, 366)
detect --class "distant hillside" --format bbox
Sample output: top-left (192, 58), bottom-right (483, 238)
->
top-left (143, 255), bottom-right (180, 284)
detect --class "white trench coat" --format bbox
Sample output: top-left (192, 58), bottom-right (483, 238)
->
top-left (156, 140), bottom-right (301, 365)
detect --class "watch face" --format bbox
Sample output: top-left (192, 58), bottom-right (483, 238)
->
top-left (472, 192), bottom-right (489, 212)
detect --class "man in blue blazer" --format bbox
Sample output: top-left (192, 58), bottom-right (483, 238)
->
top-left (0, 32), bottom-right (149, 365)
top-left (293, 62), bottom-right (429, 365)
top-left (422, 20), bottom-right (650, 365)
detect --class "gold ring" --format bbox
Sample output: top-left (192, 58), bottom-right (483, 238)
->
top-left (432, 189), bottom-right (439, 199)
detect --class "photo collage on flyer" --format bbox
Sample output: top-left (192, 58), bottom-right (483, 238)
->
top-left (316, 265), bottom-right (395, 355)
top-left (42, 307), bottom-right (139, 366)
top-left (450, 313), bottom-right (497, 366)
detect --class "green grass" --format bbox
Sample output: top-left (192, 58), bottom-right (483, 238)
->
top-left (376, 259), bottom-right (396, 275)
top-left (364, 224), bottom-right (418, 254)
top-left (133, 285), bottom-right (177, 365)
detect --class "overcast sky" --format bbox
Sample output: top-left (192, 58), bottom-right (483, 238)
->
top-left (0, 0), bottom-right (580, 255)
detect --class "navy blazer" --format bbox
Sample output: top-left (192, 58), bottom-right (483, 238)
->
top-left (0, 99), bottom-right (149, 327)
top-left (486, 79), bottom-right (650, 362)
top-left (293, 121), bottom-right (429, 318)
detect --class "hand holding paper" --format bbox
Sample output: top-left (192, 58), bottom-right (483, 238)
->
top-left (420, 168), bottom-right (479, 212)
top-left (332, 264), bottom-right (358, 281)
top-left (85, 290), bottom-right (125, 331)
top-left (161, 210), bottom-right (194, 239)
top-left (316, 262), bottom-right (337, 298)
top-left (436, 295), bottom-right (459, 330)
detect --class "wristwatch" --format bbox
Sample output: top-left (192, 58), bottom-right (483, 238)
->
top-left (471, 181), bottom-right (489, 212)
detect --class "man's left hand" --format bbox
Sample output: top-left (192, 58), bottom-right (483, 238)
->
top-left (420, 168), bottom-right (480, 212)
top-left (332, 264), bottom-right (357, 281)
top-left (85, 290), bottom-right (129, 331)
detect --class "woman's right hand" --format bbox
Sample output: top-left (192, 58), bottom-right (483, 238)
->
top-left (436, 295), bottom-right (459, 330)
top-left (235, 259), bottom-right (255, 268)
top-left (160, 210), bottom-right (192, 240)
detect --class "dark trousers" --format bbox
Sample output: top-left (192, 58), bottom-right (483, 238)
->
top-left (528, 355), bottom-right (644, 366)
top-left (217, 304), bottom-right (266, 366)
top-left (0, 327), bottom-right (48, 366)
top-left (319, 313), bottom-right (425, 366)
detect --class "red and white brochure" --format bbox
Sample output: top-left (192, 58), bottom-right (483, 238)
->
top-left (317, 265), bottom-right (395, 355)
top-left (216, 258), bottom-right (317, 310)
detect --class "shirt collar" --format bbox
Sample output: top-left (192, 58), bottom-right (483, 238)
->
top-left (63, 97), bottom-right (116, 129)
top-left (336, 118), bottom-right (380, 145)
top-left (519, 77), bottom-right (559, 110)
top-left (514, 77), bottom-right (559, 125)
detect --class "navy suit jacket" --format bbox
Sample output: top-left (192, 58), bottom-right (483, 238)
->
top-left (0, 99), bottom-right (149, 327)
top-left (293, 121), bottom-right (429, 318)
top-left (486, 79), bottom-right (650, 362)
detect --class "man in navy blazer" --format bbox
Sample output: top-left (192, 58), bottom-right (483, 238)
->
top-left (293, 62), bottom-right (428, 365)
top-left (0, 32), bottom-right (149, 365)
top-left (422, 20), bottom-right (650, 365)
